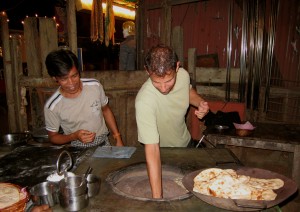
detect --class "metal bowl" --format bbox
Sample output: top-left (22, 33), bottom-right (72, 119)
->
top-left (30, 181), bottom-right (59, 207)
top-left (0, 133), bottom-right (31, 146)
top-left (214, 125), bottom-right (229, 133)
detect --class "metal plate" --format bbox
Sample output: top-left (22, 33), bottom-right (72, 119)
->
top-left (182, 167), bottom-right (298, 211)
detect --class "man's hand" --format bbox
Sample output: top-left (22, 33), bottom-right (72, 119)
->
top-left (75, 130), bottom-right (96, 143)
top-left (195, 101), bottom-right (209, 119)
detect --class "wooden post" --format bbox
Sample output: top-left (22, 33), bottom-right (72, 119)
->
top-left (161, 0), bottom-right (171, 46)
top-left (39, 18), bottom-right (58, 77)
top-left (10, 35), bottom-right (28, 131)
top-left (136, 0), bottom-right (145, 70)
top-left (67, 0), bottom-right (78, 55)
top-left (24, 17), bottom-right (42, 77)
top-left (172, 26), bottom-right (184, 67)
top-left (0, 12), bottom-right (18, 132)
top-left (188, 48), bottom-right (196, 82)
top-left (293, 145), bottom-right (300, 188)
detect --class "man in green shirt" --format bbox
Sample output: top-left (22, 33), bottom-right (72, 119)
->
top-left (135, 45), bottom-right (209, 198)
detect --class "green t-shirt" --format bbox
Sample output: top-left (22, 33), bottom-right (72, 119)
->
top-left (135, 68), bottom-right (191, 147)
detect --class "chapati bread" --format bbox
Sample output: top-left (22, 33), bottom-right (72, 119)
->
top-left (0, 183), bottom-right (20, 209)
top-left (248, 177), bottom-right (284, 190)
top-left (193, 168), bottom-right (284, 201)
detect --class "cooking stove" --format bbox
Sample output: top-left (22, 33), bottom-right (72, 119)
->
top-left (0, 145), bottom-right (92, 187)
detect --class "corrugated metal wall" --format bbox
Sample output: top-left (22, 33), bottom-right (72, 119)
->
top-left (144, 0), bottom-right (242, 68)
top-left (142, 0), bottom-right (300, 124)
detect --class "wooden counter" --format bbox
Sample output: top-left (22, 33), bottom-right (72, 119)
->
top-left (50, 147), bottom-right (282, 212)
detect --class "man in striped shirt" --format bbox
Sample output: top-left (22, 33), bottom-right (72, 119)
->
top-left (44, 49), bottom-right (123, 147)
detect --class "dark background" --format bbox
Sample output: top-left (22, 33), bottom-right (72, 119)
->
top-left (0, 0), bottom-right (58, 30)
top-left (0, 0), bottom-right (129, 71)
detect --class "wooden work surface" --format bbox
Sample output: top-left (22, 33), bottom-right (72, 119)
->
top-left (50, 147), bottom-right (280, 212)
top-left (0, 144), bottom-right (295, 211)
top-left (205, 123), bottom-right (300, 188)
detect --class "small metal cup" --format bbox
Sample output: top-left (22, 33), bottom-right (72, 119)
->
top-left (86, 174), bottom-right (100, 197)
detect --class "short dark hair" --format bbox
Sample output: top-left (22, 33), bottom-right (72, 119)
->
top-left (144, 44), bottom-right (178, 77)
top-left (45, 49), bottom-right (79, 77)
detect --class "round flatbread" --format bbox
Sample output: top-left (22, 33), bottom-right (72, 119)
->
top-left (248, 178), bottom-right (284, 190)
top-left (0, 183), bottom-right (20, 209)
top-left (193, 168), bottom-right (227, 183)
top-left (261, 189), bottom-right (277, 200)
top-left (193, 168), bottom-right (284, 201)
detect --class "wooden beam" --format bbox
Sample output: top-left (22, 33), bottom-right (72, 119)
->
top-left (67, 0), bottom-right (78, 55)
top-left (24, 17), bottom-right (41, 77)
top-left (39, 18), bottom-right (58, 77)
top-left (196, 86), bottom-right (239, 100)
top-left (172, 26), bottom-right (184, 66)
top-left (146, 0), bottom-right (208, 10)
top-left (136, 0), bottom-right (145, 69)
top-left (268, 87), bottom-right (300, 97)
top-left (188, 48), bottom-right (196, 81)
top-left (11, 35), bottom-right (28, 132)
top-left (196, 67), bottom-right (240, 83)
top-left (161, 0), bottom-right (171, 46)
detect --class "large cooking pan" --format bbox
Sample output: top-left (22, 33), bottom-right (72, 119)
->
top-left (0, 133), bottom-right (31, 146)
top-left (182, 167), bottom-right (298, 211)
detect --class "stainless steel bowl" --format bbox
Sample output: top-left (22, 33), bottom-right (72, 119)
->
top-left (30, 181), bottom-right (59, 207)
top-left (0, 133), bottom-right (31, 146)
top-left (214, 125), bottom-right (229, 133)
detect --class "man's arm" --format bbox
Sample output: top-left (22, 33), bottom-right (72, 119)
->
top-left (145, 143), bottom-right (162, 199)
top-left (102, 104), bottom-right (124, 146)
top-left (189, 88), bottom-right (209, 119)
top-left (47, 130), bottom-right (95, 145)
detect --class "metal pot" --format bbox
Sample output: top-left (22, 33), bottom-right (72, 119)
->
top-left (29, 181), bottom-right (59, 207)
top-left (59, 175), bottom-right (87, 197)
top-left (59, 193), bottom-right (89, 211)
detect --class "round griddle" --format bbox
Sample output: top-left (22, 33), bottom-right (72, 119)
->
top-left (106, 163), bottom-right (192, 201)
top-left (182, 167), bottom-right (298, 211)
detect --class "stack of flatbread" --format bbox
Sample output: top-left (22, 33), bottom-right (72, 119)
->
top-left (193, 168), bottom-right (284, 201)
top-left (0, 183), bottom-right (27, 210)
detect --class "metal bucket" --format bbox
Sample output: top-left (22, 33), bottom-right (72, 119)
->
top-left (29, 181), bottom-right (59, 207)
